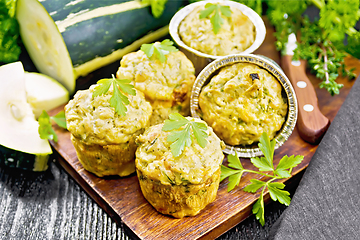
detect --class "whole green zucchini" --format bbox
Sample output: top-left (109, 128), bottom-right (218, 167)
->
top-left (16, 0), bottom-right (185, 93)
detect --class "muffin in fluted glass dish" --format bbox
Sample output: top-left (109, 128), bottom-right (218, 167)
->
top-left (65, 83), bottom-right (152, 177)
top-left (199, 62), bottom-right (288, 146)
top-left (135, 116), bottom-right (224, 218)
top-left (116, 41), bottom-right (196, 125)
top-left (191, 54), bottom-right (297, 158)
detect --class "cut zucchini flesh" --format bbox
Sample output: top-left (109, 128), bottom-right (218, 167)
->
top-left (16, 0), bottom-right (75, 93)
top-left (0, 62), bottom-right (52, 156)
top-left (25, 72), bottom-right (69, 118)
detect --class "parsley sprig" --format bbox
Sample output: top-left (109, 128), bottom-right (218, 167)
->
top-left (199, 3), bottom-right (232, 34)
top-left (38, 110), bottom-right (67, 142)
top-left (141, 0), bottom-right (168, 18)
top-left (141, 39), bottom-right (178, 63)
top-left (92, 75), bottom-right (136, 116)
top-left (264, 0), bottom-right (359, 95)
top-left (0, 0), bottom-right (21, 63)
top-left (162, 113), bottom-right (208, 157)
top-left (221, 132), bottom-right (304, 226)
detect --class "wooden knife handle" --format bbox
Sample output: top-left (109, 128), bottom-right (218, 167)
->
top-left (281, 55), bottom-right (330, 144)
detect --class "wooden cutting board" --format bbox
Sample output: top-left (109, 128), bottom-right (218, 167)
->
top-left (49, 19), bottom-right (360, 239)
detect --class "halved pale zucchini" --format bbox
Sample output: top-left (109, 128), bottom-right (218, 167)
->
top-left (16, 0), bottom-right (75, 93)
top-left (0, 62), bottom-right (52, 171)
top-left (25, 72), bottom-right (69, 118)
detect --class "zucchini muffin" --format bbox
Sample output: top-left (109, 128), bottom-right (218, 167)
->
top-left (135, 118), bottom-right (224, 218)
top-left (178, 4), bottom-right (255, 56)
top-left (116, 46), bottom-right (196, 125)
top-left (65, 84), bottom-right (152, 177)
top-left (199, 62), bottom-right (288, 146)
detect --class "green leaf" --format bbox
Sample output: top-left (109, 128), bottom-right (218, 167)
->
top-left (252, 194), bottom-right (265, 226)
top-left (220, 132), bottom-right (304, 226)
top-left (275, 155), bottom-right (304, 177)
top-left (243, 179), bottom-right (266, 193)
top-left (93, 79), bottom-right (112, 97)
top-left (38, 110), bottom-right (58, 142)
top-left (110, 84), bottom-right (128, 116)
top-left (220, 153), bottom-right (245, 191)
top-left (258, 132), bottom-right (275, 168)
top-left (268, 182), bottom-right (291, 206)
top-left (274, 169), bottom-right (291, 178)
top-left (219, 5), bottom-right (231, 17)
top-left (162, 113), bottom-right (208, 157)
top-left (168, 126), bottom-right (192, 157)
top-left (163, 113), bottom-right (189, 131)
top-left (211, 7), bottom-right (223, 34)
top-left (199, 3), bottom-right (216, 19)
top-left (51, 111), bottom-right (67, 129)
top-left (250, 156), bottom-right (273, 172)
top-left (38, 110), bottom-right (67, 142)
top-left (142, 0), bottom-right (168, 18)
top-left (228, 172), bottom-right (243, 192)
top-left (227, 152), bottom-right (243, 170)
top-left (220, 165), bottom-right (241, 182)
top-left (92, 75), bottom-right (135, 116)
top-left (0, 0), bottom-right (21, 63)
top-left (199, 3), bottom-right (232, 34)
top-left (116, 78), bottom-right (136, 96)
top-left (191, 121), bottom-right (208, 148)
top-left (140, 39), bottom-right (178, 62)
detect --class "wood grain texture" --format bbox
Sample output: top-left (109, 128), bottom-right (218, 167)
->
top-left (0, 163), bottom-right (131, 240)
top-left (47, 18), bottom-right (360, 240)
top-left (281, 56), bottom-right (330, 144)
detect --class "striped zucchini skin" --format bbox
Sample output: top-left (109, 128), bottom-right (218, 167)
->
top-left (0, 145), bottom-right (49, 172)
top-left (59, 1), bottom-right (184, 67)
top-left (17, 0), bottom-right (185, 92)
top-left (40, 0), bottom-right (131, 21)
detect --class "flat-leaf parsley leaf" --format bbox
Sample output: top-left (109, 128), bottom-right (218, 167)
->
top-left (220, 132), bottom-right (304, 226)
top-left (200, 3), bottom-right (232, 34)
top-left (92, 75), bottom-right (136, 116)
top-left (162, 113), bottom-right (208, 157)
top-left (141, 0), bottom-right (168, 18)
top-left (38, 110), bottom-right (67, 142)
top-left (141, 39), bottom-right (178, 63)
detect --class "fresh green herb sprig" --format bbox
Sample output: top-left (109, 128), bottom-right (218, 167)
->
top-left (221, 132), bottom-right (304, 226)
top-left (38, 110), bottom-right (67, 142)
top-left (141, 0), bottom-right (168, 18)
top-left (141, 39), bottom-right (178, 63)
top-left (293, 17), bottom-right (356, 95)
top-left (0, 0), bottom-right (21, 63)
top-left (162, 113), bottom-right (208, 157)
top-left (199, 3), bottom-right (232, 34)
top-left (92, 74), bottom-right (136, 116)
top-left (264, 0), bottom-right (359, 96)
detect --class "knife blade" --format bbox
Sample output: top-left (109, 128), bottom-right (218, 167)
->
top-left (281, 33), bottom-right (330, 144)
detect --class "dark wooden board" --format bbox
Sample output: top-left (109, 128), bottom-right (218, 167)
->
top-left (49, 19), bottom-right (360, 239)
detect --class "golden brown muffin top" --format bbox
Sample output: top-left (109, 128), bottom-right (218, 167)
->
top-left (116, 49), bottom-right (195, 103)
top-left (135, 118), bottom-right (224, 185)
top-left (65, 84), bottom-right (152, 145)
top-left (199, 62), bottom-right (288, 146)
top-left (179, 5), bottom-right (255, 56)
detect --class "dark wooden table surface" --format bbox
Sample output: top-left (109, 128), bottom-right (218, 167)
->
top-left (1, 15), bottom-right (359, 239)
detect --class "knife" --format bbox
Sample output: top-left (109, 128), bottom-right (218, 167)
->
top-left (281, 33), bottom-right (330, 144)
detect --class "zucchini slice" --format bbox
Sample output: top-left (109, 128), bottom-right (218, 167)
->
top-left (0, 62), bottom-right (52, 171)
